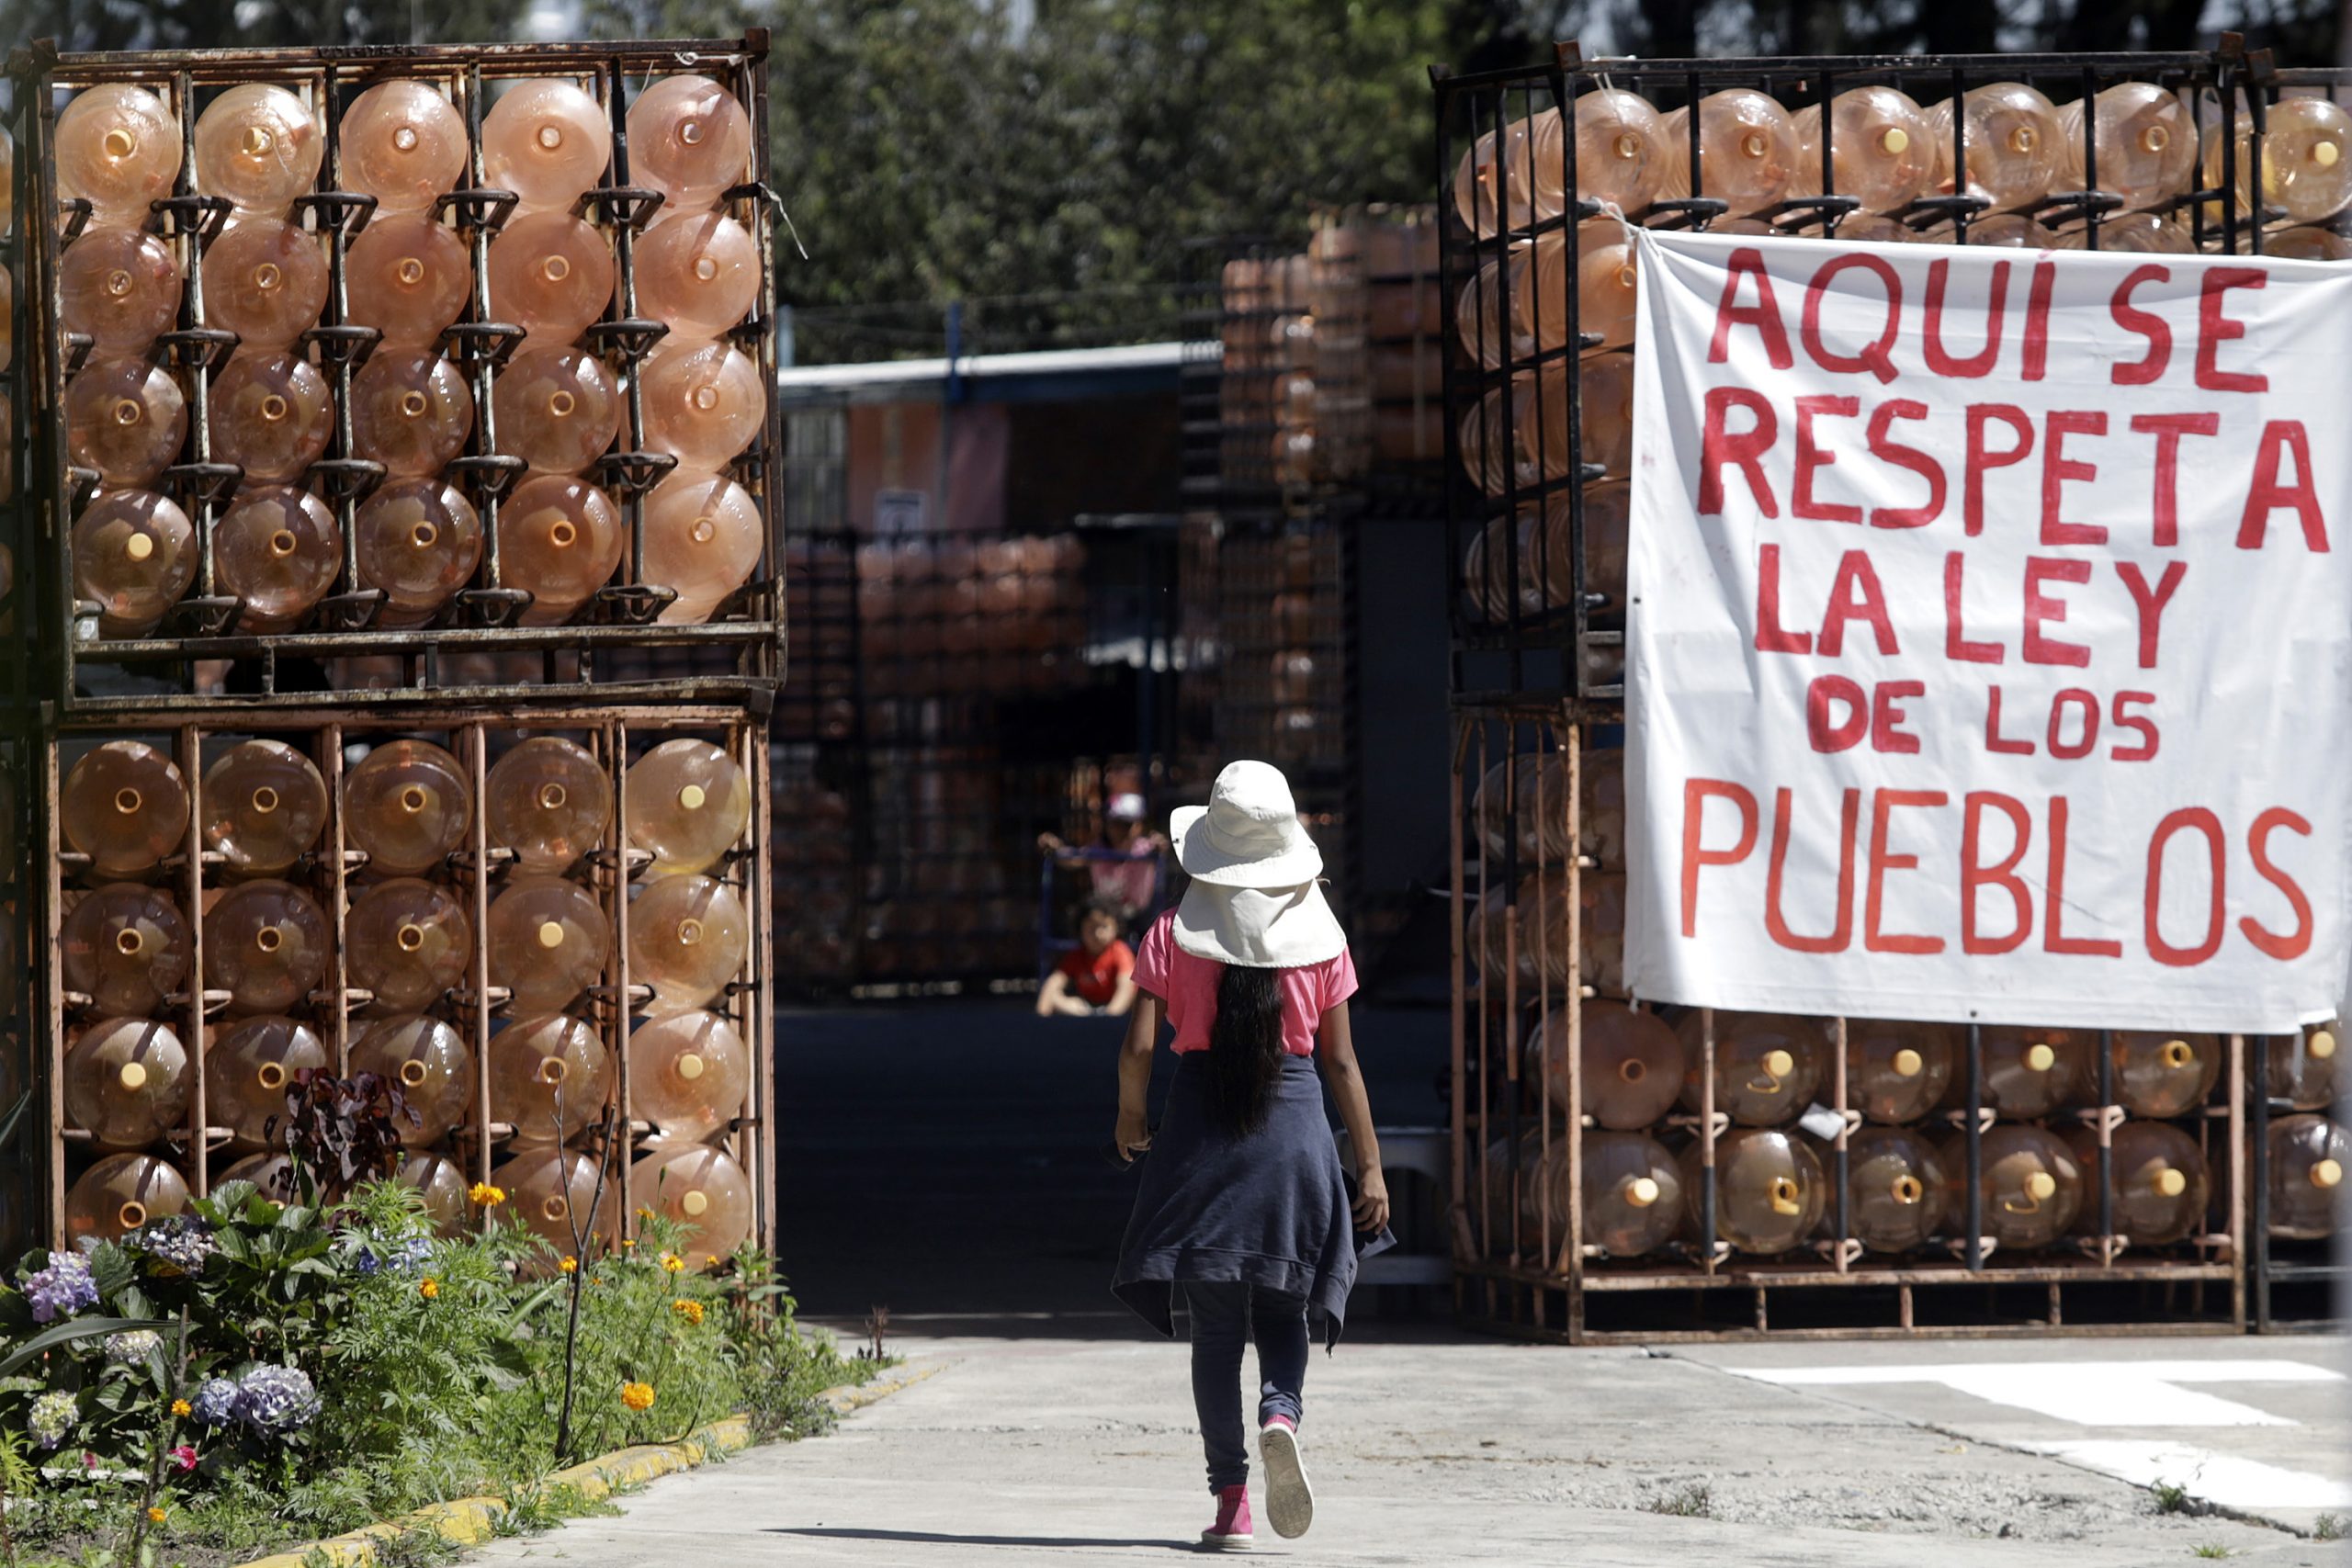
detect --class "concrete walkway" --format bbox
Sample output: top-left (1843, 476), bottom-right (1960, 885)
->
top-left (466, 1328), bottom-right (2352, 1567)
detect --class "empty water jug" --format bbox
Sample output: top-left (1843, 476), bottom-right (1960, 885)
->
top-left (65, 1152), bottom-right (189, 1246)
top-left (638, 338), bottom-right (763, 469)
top-left (634, 210), bottom-right (758, 338)
top-left (1677, 1011), bottom-right (1825, 1126)
top-left (2053, 211), bottom-right (2194, 253)
top-left (214, 1151), bottom-right (295, 1200)
top-left (625, 739), bottom-right (752, 875)
top-left (502, 475), bottom-right (626, 623)
top-left (57, 85), bottom-right (182, 222)
top-left (2210, 96), bottom-right (2352, 227)
top-left (1658, 90), bottom-right (1800, 213)
top-left (344, 739), bottom-right (472, 875)
top-left (1844, 1019), bottom-right (1957, 1125)
top-left (206, 1015), bottom-right (328, 1149)
top-left (1974, 1026), bottom-right (2086, 1118)
top-left (642, 469), bottom-right (763, 623)
top-left (202, 739), bottom-right (327, 874)
top-left (628, 1142), bottom-right (752, 1261)
top-left (339, 81), bottom-right (468, 214)
top-left (628, 1010), bottom-right (749, 1141)
top-left (213, 486), bottom-right (342, 631)
top-left (1925, 83), bottom-right (2064, 211)
top-left (60, 225), bottom-right (180, 355)
top-left (2066, 1120), bottom-right (2210, 1247)
top-left (485, 737), bottom-right (611, 872)
top-left (1791, 86), bottom-right (1934, 211)
top-left (628, 874), bottom-right (748, 1012)
top-left (354, 478), bottom-right (482, 619)
top-left (487, 877), bottom-right (611, 1012)
top-left (64, 1018), bottom-right (189, 1150)
top-left (490, 1012), bottom-right (611, 1144)
top-left (205, 880), bottom-right (329, 1015)
top-left (1581, 1130), bottom-right (1683, 1256)
top-left (62, 885), bottom-right (192, 1017)
top-left (1451, 107), bottom-right (1561, 238)
top-left (1949, 1122), bottom-right (2084, 1251)
top-left (1572, 88), bottom-right (1668, 212)
top-left (491, 1145), bottom-right (618, 1256)
top-left (2057, 83), bottom-right (2195, 209)
top-left (194, 85), bottom-right (322, 216)
top-left (346, 879), bottom-right (473, 1010)
top-left (1845, 1125), bottom-right (1948, 1253)
top-left (627, 74), bottom-right (752, 212)
top-left (2097, 1031), bottom-right (2222, 1119)
top-left (1471, 750), bottom-right (1570, 865)
top-left (1535, 1000), bottom-right (1683, 1129)
top-left (73, 489), bottom-right (197, 636)
top-left (2265, 1114), bottom-right (2347, 1239)
top-left (398, 1151), bottom-right (470, 1235)
top-left (209, 352), bottom-right (334, 485)
top-left (63, 740), bottom-right (188, 876)
top-left (202, 218), bottom-right (331, 348)
top-left (492, 347), bottom-right (621, 475)
top-left (350, 1013), bottom-right (475, 1145)
top-left (345, 215), bottom-right (473, 347)
top-left (486, 210), bottom-right (616, 344)
top-left (2268, 1023), bottom-right (2342, 1111)
top-left (1681, 1127), bottom-right (1826, 1254)
top-left (65, 357), bottom-right (188, 489)
top-left (483, 78), bottom-right (613, 210)
top-left (352, 349), bottom-right (476, 478)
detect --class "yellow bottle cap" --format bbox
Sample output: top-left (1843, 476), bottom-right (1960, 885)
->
top-left (1626, 1177), bottom-right (1659, 1207)
top-left (682, 1190), bottom-right (709, 1217)
top-left (679, 784), bottom-right (707, 810)
top-left (2313, 1158), bottom-right (2344, 1190)
top-left (1892, 1048), bottom-right (1923, 1077)
top-left (677, 1053), bottom-right (706, 1081)
top-left (537, 920), bottom-right (565, 949)
top-left (1762, 1049), bottom-right (1794, 1079)
top-left (125, 534), bottom-right (154, 562)
top-left (2025, 1043), bottom-right (2056, 1072)
top-left (2316, 141), bottom-right (2342, 169)
top-left (2025, 1171), bottom-right (2057, 1201)
top-left (118, 1061), bottom-right (149, 1091)
top-left (2311, 1030), bottom-right (2338, 1061)
top-left (2155, 1168), bottom-right (2188, 1198)
top-left (1883, 127), bottom-right (1911, 154)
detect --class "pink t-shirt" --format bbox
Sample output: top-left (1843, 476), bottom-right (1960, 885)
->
top-left (1131, 909), bottom-right (1358, 1057)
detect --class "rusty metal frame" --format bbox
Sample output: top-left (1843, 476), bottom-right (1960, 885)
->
top-left (36, 702), bottom-right (775, 1255)
top-left (7, 33), bottom-right (791, 714)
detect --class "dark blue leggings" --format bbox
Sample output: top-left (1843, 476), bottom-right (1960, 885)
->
top-left (1183, 1281), bottom-right (1308, 1492)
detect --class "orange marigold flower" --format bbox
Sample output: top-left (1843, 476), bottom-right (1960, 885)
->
top-left (469, 1182), bottom-right (506, 1207)
top-left (420, 1277), bottom-right (440, 1300)
top-left (704, 1254), bottom-right (720, 1268)
top-left (660, 1253), bottom-right (685, 1273)
top-left (170, 1398), bottom-right (191, 1418)
top-left (147, 1506), bottom-right (166, 1524)
top-left (620, 1382), bottom-right (656, 1412)
top-left (670, 1298), bottom-right (705, 1325)
top-left (559, 1256), bottom-right (579, 1274)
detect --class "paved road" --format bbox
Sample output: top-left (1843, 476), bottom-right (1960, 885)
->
top-left (469, 1332), bottom-right (2351, 1567)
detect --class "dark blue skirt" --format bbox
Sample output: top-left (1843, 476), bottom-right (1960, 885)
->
top-left (1112, 1054), bottom-right (1360, 1349)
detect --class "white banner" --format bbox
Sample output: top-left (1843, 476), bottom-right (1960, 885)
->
top-left (1623, 227), bottom-right (2352, 1032)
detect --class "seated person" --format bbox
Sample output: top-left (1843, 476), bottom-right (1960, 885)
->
top-left (1036, 899), bottom-right (1138, 1018)
top-left (1038, 793), bottom-right (1166, 930)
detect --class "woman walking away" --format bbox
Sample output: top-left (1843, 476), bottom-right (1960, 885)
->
top-left (1111, 760), bottom-right (1391, 1549)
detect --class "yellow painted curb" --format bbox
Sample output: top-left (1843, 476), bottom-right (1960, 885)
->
top-left (819, 1359), bottom-right (944, 1416)
top-left (226, 1366), bottom-right (941, 1568)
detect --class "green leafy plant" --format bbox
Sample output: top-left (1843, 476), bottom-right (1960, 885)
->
top-left (2153, 1477), bottom-right (2197, 1515)
top-left (2191, 1544), bottom-right (2234, 1559)
top-left (2315, 1514), bottom-right (2343, 1541)
top-left (1643, 1483), bottom-right (1712, 1518)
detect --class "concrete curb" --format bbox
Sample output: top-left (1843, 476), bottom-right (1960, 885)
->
top-left (226, 1365), bottom-right (942, 1568)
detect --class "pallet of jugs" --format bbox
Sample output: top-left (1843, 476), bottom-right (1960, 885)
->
top-left (1445, 705), bottom-right (2301, 1341)
top-left (1433, 43), bottom-right (2349, 707)
top-left (40, 707), bottom-right (773, 1260)
top-left (9, 37), bottom-right (784, 711)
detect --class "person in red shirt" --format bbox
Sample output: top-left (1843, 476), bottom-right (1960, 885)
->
top-left (1035, 900), bottom-right (1137, 1017)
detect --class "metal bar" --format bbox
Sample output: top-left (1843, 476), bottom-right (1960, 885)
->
top-left (1965, 1021), bottom-right (1984, 1271)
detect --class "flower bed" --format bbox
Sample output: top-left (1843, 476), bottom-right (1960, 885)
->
top-left (0, 1175), bottom-right (866, 1568)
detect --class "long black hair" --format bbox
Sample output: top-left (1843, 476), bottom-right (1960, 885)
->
top-left (1204, 964), bottom-right (1285, 1137)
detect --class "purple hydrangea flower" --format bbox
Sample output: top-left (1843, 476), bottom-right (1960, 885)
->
top-left (191, 1377), bottom-right (241, 1428)
top-left (24, 1252), bottom-right (99, 1325)
top-left (133, 1215), bottom-right (216, 1277)
top-left (27, 1391), bottom-right (75, 1450)
top-left (234, 1365), bottom-right (319, 1437)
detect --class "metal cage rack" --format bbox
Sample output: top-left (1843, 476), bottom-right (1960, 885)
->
top-left (7, 35), bottom-right (788, 715)
top-left (29, 703), bottom-right (775, 1256)
top-left (1428, 40), bottom-right (2330, 708)
top-left (1432, 44), bottom-right (2346, 1339)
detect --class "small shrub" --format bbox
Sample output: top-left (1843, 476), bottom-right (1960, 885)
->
top-left (2153, 1477), bottom-right (2197, 1515)
top-left (1644, 1483), bottom-right (1712, 1518)
top-left (2191, 1544), bottom-right (2233, 1559)
top-left (2315, 1514), bottom-right (2343, 1541)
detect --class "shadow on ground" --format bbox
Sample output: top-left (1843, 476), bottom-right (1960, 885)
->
top-left (775, 998), bottom-right (1451, 1331)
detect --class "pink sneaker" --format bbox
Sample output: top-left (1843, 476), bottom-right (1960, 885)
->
top-left (1258, 1417), bottom-right (1313, 1540)
top-left (1201, 1483), bottom-right (1254, 1550)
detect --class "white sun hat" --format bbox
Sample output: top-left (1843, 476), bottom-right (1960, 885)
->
top-left (1170, 761), bottom-right (1344, 967)
top-left (1170, 761), bottom-right (1322, 886)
